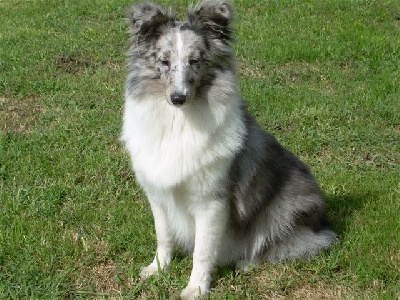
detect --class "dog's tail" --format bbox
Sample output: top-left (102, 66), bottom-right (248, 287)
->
top-left (264, 227), bottom-right (337, 262)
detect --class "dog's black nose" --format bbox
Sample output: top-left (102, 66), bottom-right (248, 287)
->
top-left (170, 93), bottom-right (187, 105)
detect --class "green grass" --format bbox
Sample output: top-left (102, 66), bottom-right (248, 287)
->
top-left (1, 0), bottom-right (399, 299)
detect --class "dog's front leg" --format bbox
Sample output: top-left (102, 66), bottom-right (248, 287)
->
top-left (140, 199), bottom-right (173, 278)
top-left (181, 200), bottom-right (228, 299)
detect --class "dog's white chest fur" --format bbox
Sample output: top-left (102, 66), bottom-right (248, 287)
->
top-left (122, 94), bottom-right (244, 189)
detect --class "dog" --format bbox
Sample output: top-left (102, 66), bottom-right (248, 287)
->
top-left (121, 0), bottom-right (336, 298)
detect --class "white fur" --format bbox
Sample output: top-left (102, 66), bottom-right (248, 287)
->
top-left (122, 89), bottom-right (245, 298)
top-left (122, 89), bottom-right (244, 188)
top-left (174, 30), bottom-right (187, 95)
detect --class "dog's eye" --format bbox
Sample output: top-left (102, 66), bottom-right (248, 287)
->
top-left (160, 59), bottom-right (170, 67)
top-left (189, 59), bottom-right (199, 66)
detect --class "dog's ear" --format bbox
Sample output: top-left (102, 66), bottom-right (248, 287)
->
top-left (188, 0), bottom-right (234, 41)
top-left (126, 3), bottom-right (174, 38)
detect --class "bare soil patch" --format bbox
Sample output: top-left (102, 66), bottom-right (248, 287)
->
top-left (55, 55), bottom-right (96, 74)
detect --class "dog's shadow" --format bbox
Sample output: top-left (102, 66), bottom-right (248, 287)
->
top-left (325, 191), bottom-right (370, 235)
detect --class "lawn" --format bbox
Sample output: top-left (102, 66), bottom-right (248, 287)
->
top-left (0, 0), bottom-right (399, 299)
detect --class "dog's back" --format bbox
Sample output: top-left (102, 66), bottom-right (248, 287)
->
top-left (227, 109), bottom-right (335, 264)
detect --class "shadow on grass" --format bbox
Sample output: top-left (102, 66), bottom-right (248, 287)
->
top-left (325, 192), bottom-right (372, 236)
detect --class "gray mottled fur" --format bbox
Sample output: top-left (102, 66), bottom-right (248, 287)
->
top-left (228, 109), bottom-right (335, 263)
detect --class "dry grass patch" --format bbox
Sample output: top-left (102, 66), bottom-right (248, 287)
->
top-left (288, 282), bottom-right (355, 300)
top-left (55, 56), bottom-right (95, 75)
top-left (250, 265), bottom-right (357, 300)
top-left (0, 96), bottom-right (45, 133)
top-left (238, 60), bottom-right (269, 80)
top-left (272, 62), bottom-right (335, 94)
top-left (89, 259), bottom-right (121, 292)
top-left (237, 60), bottom-right (322, 83)
top-left (75, 241), bottom-right (129, 299)
top-left (237, 60), bottom-right (335, 96)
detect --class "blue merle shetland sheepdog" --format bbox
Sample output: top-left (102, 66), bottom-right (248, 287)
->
top-left (121, 0), bottom-right (336, 298)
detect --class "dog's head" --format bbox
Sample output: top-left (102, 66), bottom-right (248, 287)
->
top-left (126, 0), bottom-right (235, 106)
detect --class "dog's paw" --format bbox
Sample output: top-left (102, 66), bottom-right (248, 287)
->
top-left (236, 260), bottom-right (256, 272)
top-left (140, 264), bottom-right (159, 279)
top-left (180, 285), bottom-right (208, 300)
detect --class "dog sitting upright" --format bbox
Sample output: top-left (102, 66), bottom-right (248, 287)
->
top-left (121, 0), bottom-right (336, 298)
